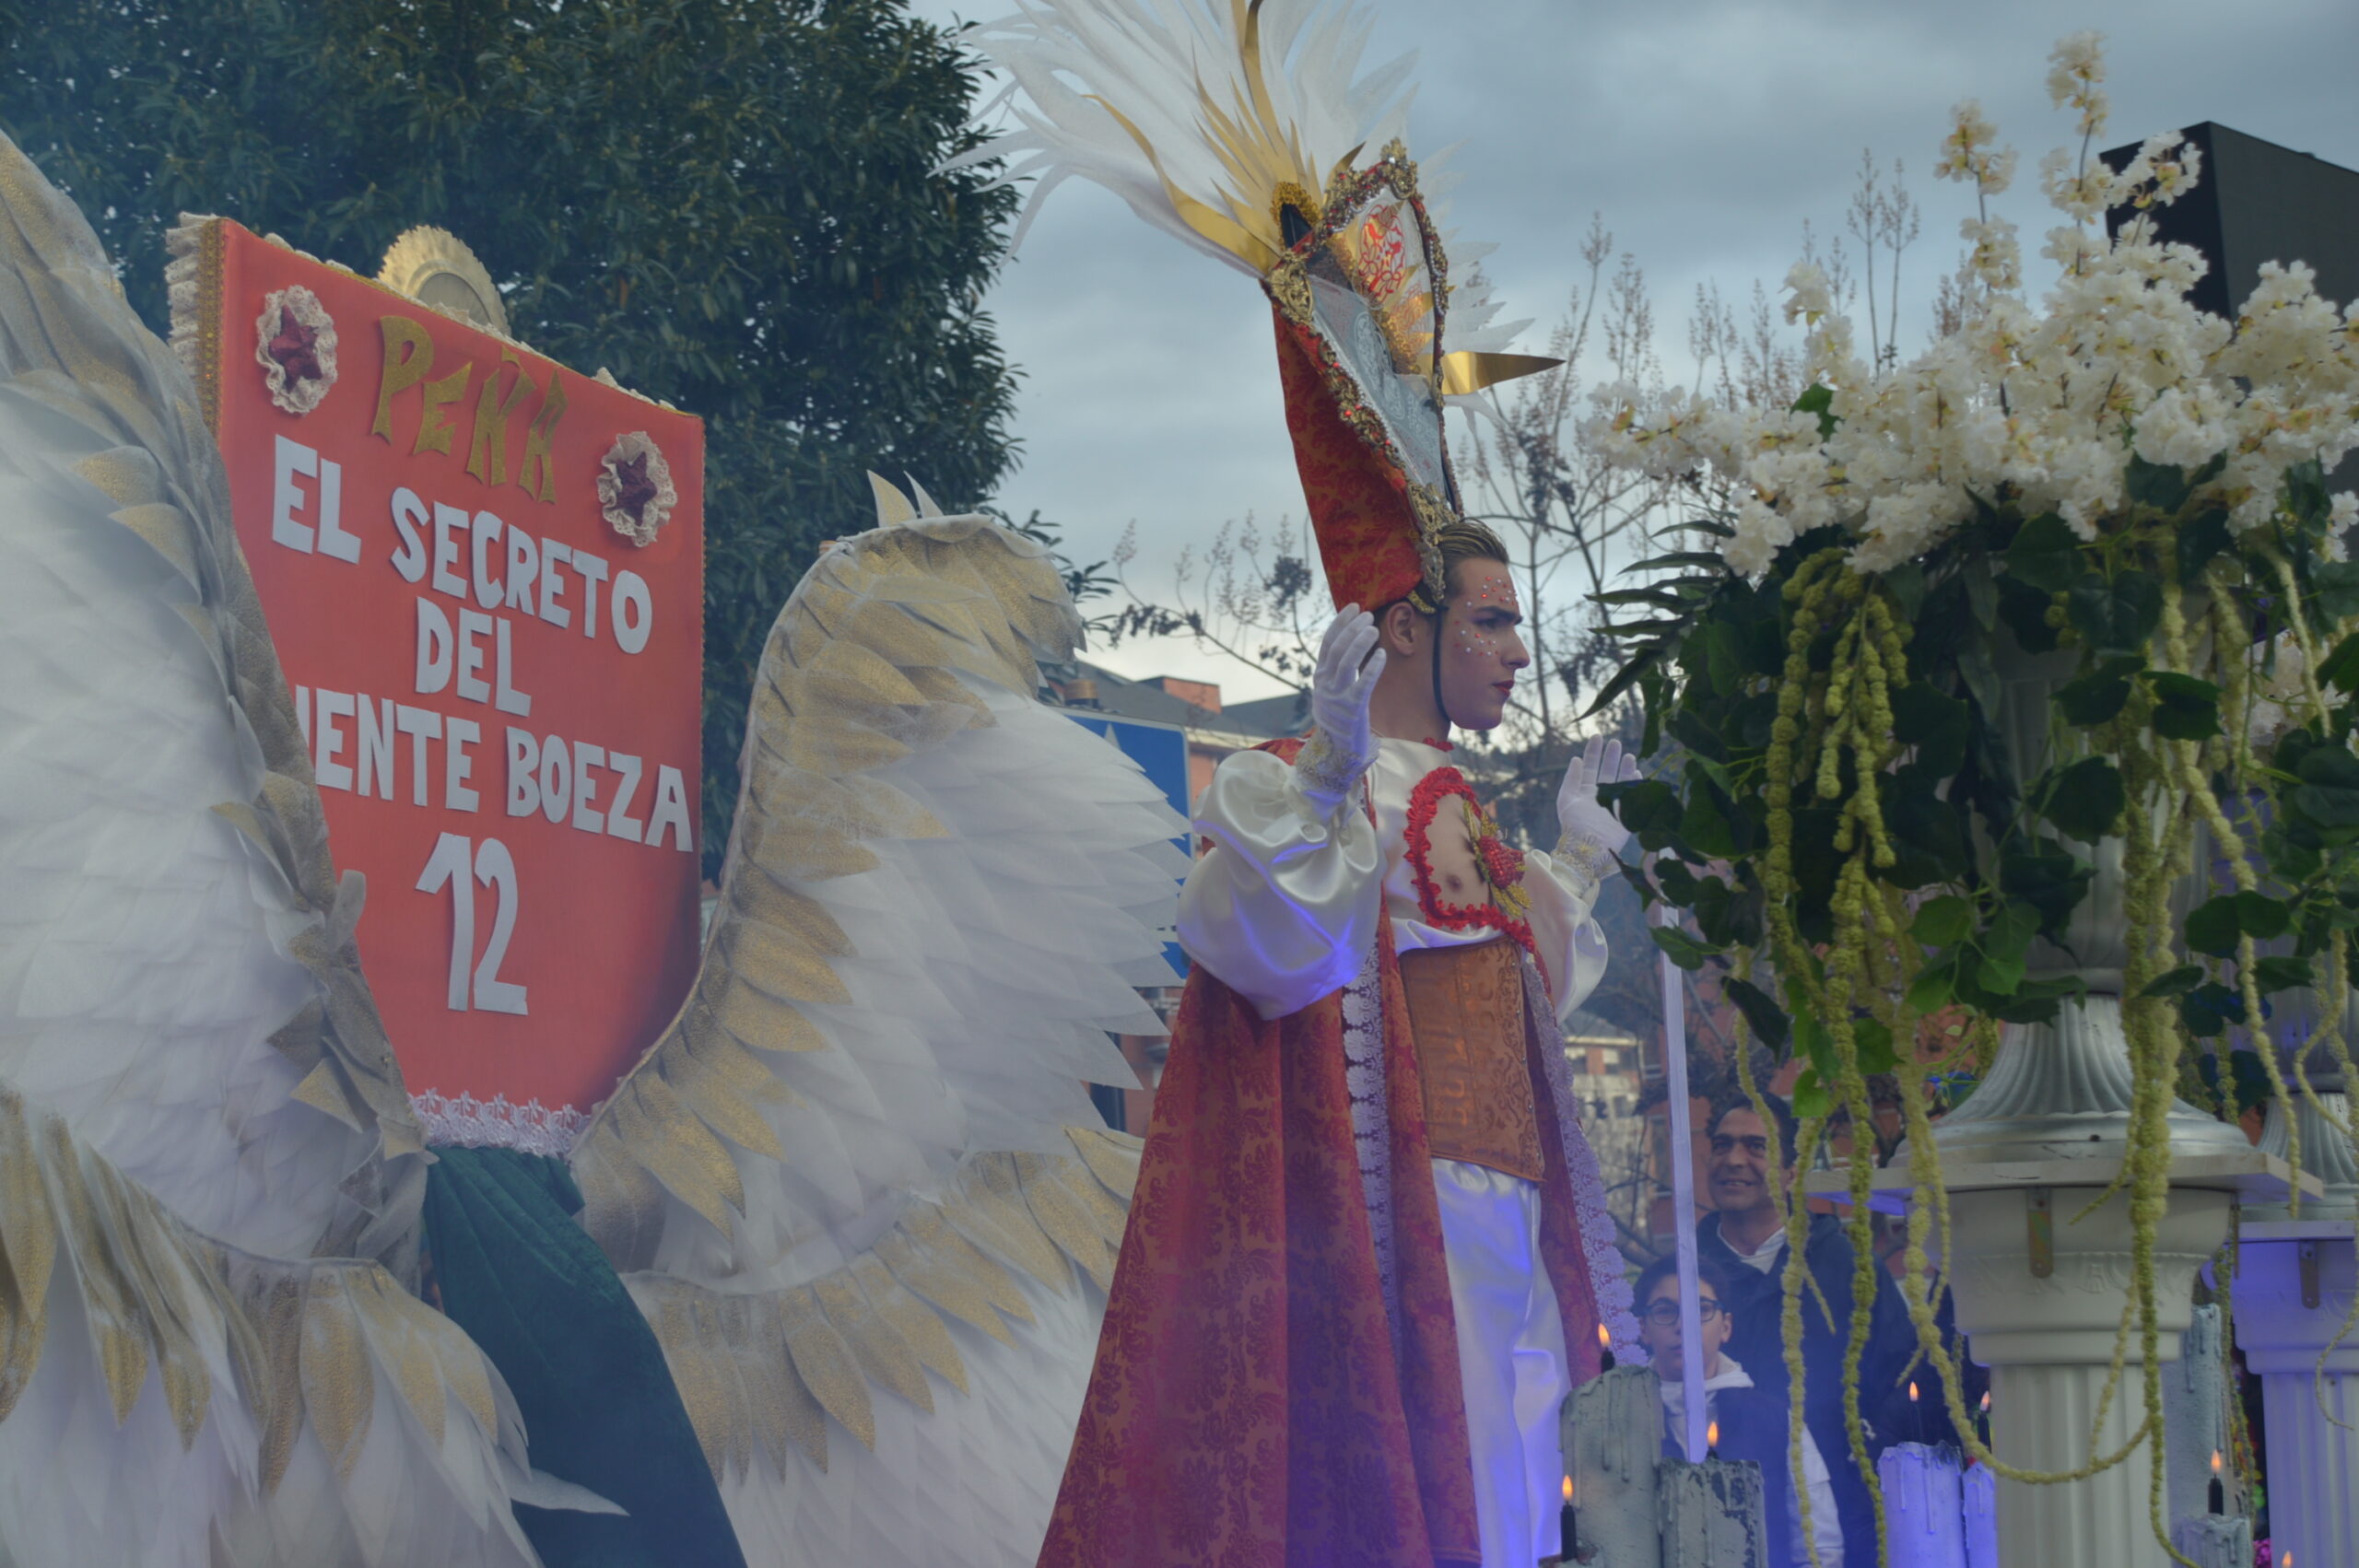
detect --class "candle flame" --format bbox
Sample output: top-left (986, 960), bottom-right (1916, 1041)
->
top-left (1563, 1475), bottom-right (1574, 1504)
top-left (1707, 1419), bottom-right (1719, 1451)
top-left (1598, 1322), bottom-right (1611, 1350)
top-left (1908, 1380), bottom-right (1919, 1403)
top-left (2211, 1449), bottom-right (2223, 1476)
top-left (1979, 1391), bottom-right (1991, 1413)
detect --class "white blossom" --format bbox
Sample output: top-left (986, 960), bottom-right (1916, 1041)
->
top-left (1934, 100), bottom-right (2016, 195)
top-left (1582, 33), bottom-right (2357, 583)
top-left (2046, 30), bottom-right (2109, 136)
top-left (1960, 217), bottom-right (2022, 291)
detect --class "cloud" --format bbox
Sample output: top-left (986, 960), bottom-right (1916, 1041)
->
top-left (914, 0), bottom-right (2359, 696)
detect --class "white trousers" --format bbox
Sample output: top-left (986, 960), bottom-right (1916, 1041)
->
top-left (1432, 1157), bottom-right (1569, 1568)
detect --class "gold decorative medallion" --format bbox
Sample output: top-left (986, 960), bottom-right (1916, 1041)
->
top-left (376, 226), bottom-right (510, 336)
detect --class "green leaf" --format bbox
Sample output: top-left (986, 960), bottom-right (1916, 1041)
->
top-left (2180, 982), bottom-right (2248, 1038)
top-left (1851, 1017), bottom-right (1899, 1074)
top-left (1884, 775), bottom-right (1973, 888)
top-left (1883, 563), bottom-right (1928, 622)
top-left (2065, 570), bottom-right (2160, 655)
top-left (2054, 657), bottom-right (2142, 725)
top-left (2036, 756), bottom-right (2126, 843)
top-left (1653, 858), bottom-right (1702, 903)
top-left (1627, 552), bottom-right (1738, 575)
top-left (1649, 925), bottom-right (1715, 971)
top-left (1602, 778), bottom-right (1682, 841)
top-left (2004, 512), bottom-right (2083, 593)
top-left (1892, 685), bottom-right (1970, 776)
top-left (1680, 785), bottom-right (1741, 860)
top-left (2139, 964), bottom-right (2206, 998)
top-left (1723, 977), bottom-right (1791, 1051)
top-left (2315, 560), bottom-right (2359, 624)
top-left (2252, 954), bottom-right (2314, 993)
top-left (1956, 632), bottom-right (2003, 719)
top-left (1794, 1007), bottom-right (1836, 1081)
top-left (2186, 896), bottom-right (2244, 958)
top-left (1792, 382), bottom-right (1837, 439)
top-left (1906, 955), bottom-right (1957, 1013)
top-left (2318, 634), bottom-right (2359, 694)
top-left (1995, 577), bottom-right (2061, 653)
top-left (2125, 453), bottom-right (2191, 512)
top-left (2145, 672), bottom-right (2223, 742)
top-left (1593, 587), bottom-right (1695, 611)
top-left (1579, 648), bottom-right (1662, 720)
top-left (2284, 458), bottom-right (2330, 528)
top-left (2233, 890), bottom-right (2291, 941)
top-left (1910, 895), bottom-right (1975, 948)
top-left (2177, 508), bottom-right (2235, 584)
top-left (1964, 557), bottom-right (1999, 631)
top-left (1985, 899), bottom-right (2042, 960)
top-left (1791, 1067), bottom-right (1832, 1119)
top-left (2290, 743), bottom-right (2359, 828)
top-left (2000, 846), bottom-right (2093, 936)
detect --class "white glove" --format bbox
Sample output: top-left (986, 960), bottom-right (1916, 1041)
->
top-left (1296, 605), bottom-right (1386, 815)
top-left (1555, 735), bottom-right (1640, 880)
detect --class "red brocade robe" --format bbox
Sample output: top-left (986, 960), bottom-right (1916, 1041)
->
top-left (1038, 741), bottom-right (1620, 1568)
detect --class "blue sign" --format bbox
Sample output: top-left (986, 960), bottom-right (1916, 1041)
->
top-left (1066, 710), bottom-right (1191, 978)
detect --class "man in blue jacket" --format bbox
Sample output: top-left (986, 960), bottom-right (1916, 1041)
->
top-left (1694, 1090), bottom-right (1933, 1564)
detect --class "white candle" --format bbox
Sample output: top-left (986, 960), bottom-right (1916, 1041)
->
top-left (2170, 1513), bottom-right (2251, 1568)
top-left (1963, 1461), bottom-right (1999, 1568)
top-left (1876, 1442), bottom-right (1968, 1568)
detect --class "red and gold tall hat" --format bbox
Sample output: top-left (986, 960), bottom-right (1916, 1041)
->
top-left (960, 0), bottom-right (1556, 611)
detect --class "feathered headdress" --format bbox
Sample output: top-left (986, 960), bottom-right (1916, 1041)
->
top-left (958, 0), bottom-right (1555, 611)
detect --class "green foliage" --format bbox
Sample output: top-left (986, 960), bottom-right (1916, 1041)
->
top-left (1595, 441), bottom-right (2359, 1071)
top-left (0, 0), bottom-right (1021, 875)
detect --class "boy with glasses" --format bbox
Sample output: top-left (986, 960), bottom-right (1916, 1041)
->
top-left (1635, 1254), bottom-right (1836, 1568)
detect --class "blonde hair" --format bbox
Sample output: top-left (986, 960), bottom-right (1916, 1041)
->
top-left (1399, 517), bottom-right (1509, 614)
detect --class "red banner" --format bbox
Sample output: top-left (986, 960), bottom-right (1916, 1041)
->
top-left (194, 220), bottom-right (704, 1148)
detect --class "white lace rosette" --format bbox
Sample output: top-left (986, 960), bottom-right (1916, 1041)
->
top-left (253, 283), bottom-right (337, 414)
top-left (597, 429), bottom-right (677, 546)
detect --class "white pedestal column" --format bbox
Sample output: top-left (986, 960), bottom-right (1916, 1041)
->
top-left (2236, 1224), bottom-right (2359, 1568)
top-left (1944, 1180), bottom-right (2232, 1568)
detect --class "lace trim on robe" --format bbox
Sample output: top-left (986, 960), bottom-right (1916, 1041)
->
top-left (1341, 938), bottom-right (1399, 1337)
top-left (1520, 954), bottom-right (1643, 1362)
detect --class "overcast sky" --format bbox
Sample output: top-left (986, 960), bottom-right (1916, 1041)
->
top-left (908, 0), bottom-right (2359, 703)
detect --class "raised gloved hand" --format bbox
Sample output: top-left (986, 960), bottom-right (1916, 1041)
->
top-left (1555, 735), bottom-right (1641, 880)
top-left (1296, 605), bottom-right (1386, 814)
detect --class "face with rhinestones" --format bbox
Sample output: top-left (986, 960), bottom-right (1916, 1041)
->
top-left (1437, 559), bottom-right (1529, 730)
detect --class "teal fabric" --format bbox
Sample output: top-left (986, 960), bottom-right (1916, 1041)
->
top-left (420, 1145), bottom-right (747, 1568)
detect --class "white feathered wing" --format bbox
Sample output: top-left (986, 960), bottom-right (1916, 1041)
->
top-left (0, 138), bottom-right (575, 1567)
top-left (569, 476), bottom-right (1186, 1568)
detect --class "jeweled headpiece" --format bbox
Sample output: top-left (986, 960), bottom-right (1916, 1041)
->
top-left (959, 0), bottom-right (1555, 611)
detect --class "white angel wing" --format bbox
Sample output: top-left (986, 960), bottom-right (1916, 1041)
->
top-left (0, 137), bottom-right (568, 1566)
top-left (0, 1088), bottom-right (564, 1568)
top-left (569, 478), bottom-right (1186, 1566)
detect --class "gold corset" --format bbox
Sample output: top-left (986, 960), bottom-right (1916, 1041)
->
top-left (1397, 940), bottom-right (1543, 1182)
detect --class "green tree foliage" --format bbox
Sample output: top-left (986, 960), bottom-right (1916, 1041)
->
top-left (0, 0), bottom-right (1021, 873)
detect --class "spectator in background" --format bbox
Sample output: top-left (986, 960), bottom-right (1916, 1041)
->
top-left (1694, 1090), bottom-right (1926, 1563)
top-left (1636, 1253), bottom-right (1836, 1568)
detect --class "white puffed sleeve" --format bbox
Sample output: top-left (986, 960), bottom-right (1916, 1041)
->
top-left (1175, 747), bottom-right (1383, 1020)
top-left (1520, 843), bottom-right (1614, 1025)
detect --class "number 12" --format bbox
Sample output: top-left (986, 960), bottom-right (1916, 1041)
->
top-left (417, 833), bottom-right (529, 1014)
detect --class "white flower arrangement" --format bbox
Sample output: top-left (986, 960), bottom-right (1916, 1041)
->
top-left (1585, 35), bottom-right (2357, 580)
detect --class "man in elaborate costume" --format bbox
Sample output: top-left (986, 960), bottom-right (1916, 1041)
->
top-left (964, 9), bottom-right (1643, 1562)
top-left (1042, 532), bottom-right (1639, 1568)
